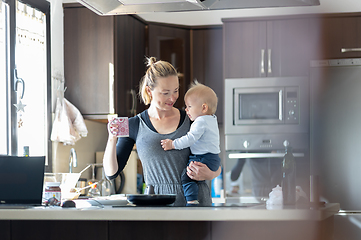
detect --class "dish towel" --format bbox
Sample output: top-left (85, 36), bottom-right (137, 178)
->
top-left (51, 97), bottom-right (88, 145)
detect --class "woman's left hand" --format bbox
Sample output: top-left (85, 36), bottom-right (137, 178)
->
top-left (187, 161), bottom-right (221, 181)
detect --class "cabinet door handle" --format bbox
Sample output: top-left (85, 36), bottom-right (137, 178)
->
top-left (261, 49), bottom-right (265, 74)
top-left (341, 48), bottom-right (361, 52)
top-left (129, 89), bottom-right (137, 116)
top-left (268, 49), bottom-right (272, 74)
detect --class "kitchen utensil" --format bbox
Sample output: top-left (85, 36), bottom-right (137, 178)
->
top-left (72, 182), bottom-right (99, 194)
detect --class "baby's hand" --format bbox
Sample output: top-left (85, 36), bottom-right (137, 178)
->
top-left (161, 139), bottom-right (174, 151)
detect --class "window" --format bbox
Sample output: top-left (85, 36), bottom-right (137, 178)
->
top-left (0, 1), bottom-right (8, 155)
top-left (0, 0), bottom-right (51, 170)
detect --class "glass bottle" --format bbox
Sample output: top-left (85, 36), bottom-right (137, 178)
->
top-left (101, 178), bottom-right (113, 196)
top-left (211, 168), bottom-right (223, 198)
top-left (281, 142), bottom-right (296, 205)
top-left (88, 182), bottom-right (101, 198)
top-left (23, 146), bottom-right (29, 157)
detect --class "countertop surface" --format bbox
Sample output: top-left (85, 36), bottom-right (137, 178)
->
top-left (0, 200), bottom-right (340, 221)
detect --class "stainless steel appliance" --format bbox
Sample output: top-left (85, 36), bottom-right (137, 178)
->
top-left (310, 58), bottom-right (361, 240)
top-left (225, 77), bottom-right (309, 151)
top-left (224, 77), bottom-right (310, 198)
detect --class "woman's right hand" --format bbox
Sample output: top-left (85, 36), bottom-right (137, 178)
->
top-left (107, 118), bottom-right (119, 138)
top-left (103, 118), bottom-right (120, 177)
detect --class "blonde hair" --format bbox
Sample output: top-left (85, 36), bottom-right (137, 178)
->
top-left (139, 57), bottom-right (178, 105)
top-left (185, 81), bottom-right (218, 115)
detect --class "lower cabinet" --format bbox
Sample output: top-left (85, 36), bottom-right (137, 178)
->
top-left (6, 220), bottom-right (108, 240)
top-left (0, 218), bottom-right (333, 240)
top-left (0, 221), bottom-right (10, 240)
top-left (109, 221), bottom-right (211, 240)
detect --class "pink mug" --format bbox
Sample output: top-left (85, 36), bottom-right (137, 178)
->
top-left (108, 117), bottom-right (129, 137)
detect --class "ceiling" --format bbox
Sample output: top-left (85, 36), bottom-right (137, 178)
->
top-left (63, 0), bottom-right (361, 26)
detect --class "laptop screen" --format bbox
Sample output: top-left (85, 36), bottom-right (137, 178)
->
top-left (0, 156), bottom-right (45, 205)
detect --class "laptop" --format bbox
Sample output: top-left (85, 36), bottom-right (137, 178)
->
top-left (0, 155), bottom-right (45, 208)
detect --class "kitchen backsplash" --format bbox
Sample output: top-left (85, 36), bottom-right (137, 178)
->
top-left (52, 119), bottom-right (108, 180)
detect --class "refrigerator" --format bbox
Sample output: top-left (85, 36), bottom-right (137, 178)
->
top-left (310, 58), bottom-right (361, 240)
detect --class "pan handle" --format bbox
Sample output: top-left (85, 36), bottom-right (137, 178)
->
top-left (144, 185), bottom-right (154, 195)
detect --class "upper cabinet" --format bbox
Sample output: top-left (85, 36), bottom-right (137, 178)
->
top-left (64, 7), bottom-right (361, 124)
top-left (64, 6), bottom-right (114, 119)
top-left (114, 15), bottom-right (147, 117)
top-left (223, 16), bottom-right (311, 78)
top-left (147, 23), bottom-right (190, 110)
top-left (64, 5), bottom-right (146, 120)
top-left (310, 14), bottom-right (361, 60)
top-left (191, 27), bottom-right (223, 123)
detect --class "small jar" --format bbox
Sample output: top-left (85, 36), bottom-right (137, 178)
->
top-left (23, 146), bottom-right (29, 157)
top-left (44, 182), bottom-right (61, 202)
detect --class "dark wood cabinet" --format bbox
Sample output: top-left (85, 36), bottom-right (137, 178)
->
top-left (6, 220), bottom-right (108, 240)
top-left (109, 221), bottom-right (211, 240)
top-left (64, 6), bottom-right (114, 118)
top-left (0, 221), bottom-right (10, 240)
top-left (147, 23), bottom-right (191, 110)
top-left (191, 27), bottom-right (223, 123)
top-left (0, 217), bottom-right (334, 240)
top-left (310, 14), bottom-right (361, 60)
top-left (268, 18), bottom-right (311, 77)
top-left (223, 20), bottom-right (264, 78)
top-left (114, 15), bottom-right (147, 117)
top-left (223, 16), bottom-right (311, 78)
top-left (64, 6), bottom-right (146, 120)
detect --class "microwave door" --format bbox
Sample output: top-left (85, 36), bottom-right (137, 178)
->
top-left (234, 87), bottom-right (284, 125)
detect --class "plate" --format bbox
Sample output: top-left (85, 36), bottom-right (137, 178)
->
top-left (127, 194), bottom-right (176, 206)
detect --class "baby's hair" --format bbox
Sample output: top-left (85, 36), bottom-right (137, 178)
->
top-left (185, 80), bottom-right (218, 115)
top-left (139, 57), bottom-right (178, 105)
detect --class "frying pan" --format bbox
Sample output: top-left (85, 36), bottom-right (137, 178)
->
top-left (127, 194), bottom-right (176, 206)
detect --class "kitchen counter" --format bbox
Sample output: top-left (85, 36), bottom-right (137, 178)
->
top-left (0, 202), bottom-right (339, 221)
top-left (0, 202), bottom-right (339, 240)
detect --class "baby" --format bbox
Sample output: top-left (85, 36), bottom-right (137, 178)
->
top-left (161, 81), bottom-right (221, 205)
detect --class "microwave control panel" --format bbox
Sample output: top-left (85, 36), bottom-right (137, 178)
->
top-left (284, 87), bottom-right (299, 124)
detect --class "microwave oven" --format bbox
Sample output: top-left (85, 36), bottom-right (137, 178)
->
top-left (225, 77), bottom-right (309, 151)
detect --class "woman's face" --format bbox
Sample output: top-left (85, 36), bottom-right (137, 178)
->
top-left (148, 75), bottom-right (179, 111)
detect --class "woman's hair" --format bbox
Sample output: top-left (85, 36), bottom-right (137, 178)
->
top-left (185, 81), bottom-right (218, 115)
top-left (139, 57), bottom-right (178, 105)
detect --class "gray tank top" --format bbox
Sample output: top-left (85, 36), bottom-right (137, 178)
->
top-left (135, 113), bottom-right (212, 206)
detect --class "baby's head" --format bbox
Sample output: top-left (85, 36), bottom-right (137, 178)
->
top-left (184, 81), bottom-right (218, 116)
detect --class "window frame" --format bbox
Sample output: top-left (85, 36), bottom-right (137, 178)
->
top-left (4, 0), bottom-right (52, 171)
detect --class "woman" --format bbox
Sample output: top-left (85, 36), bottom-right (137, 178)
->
top-left (103, 57), bottom-right (221, 206)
